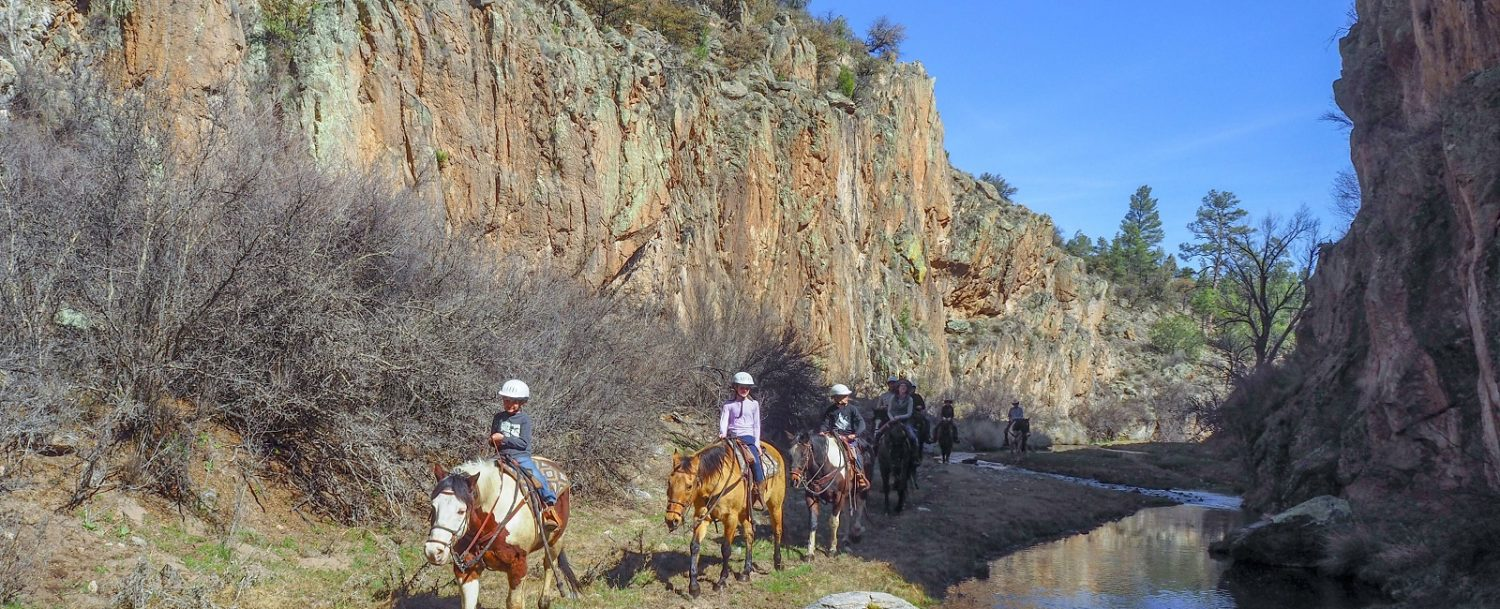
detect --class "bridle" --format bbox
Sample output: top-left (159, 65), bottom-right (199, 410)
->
top-left (425, 489), bottom-right (467, 549)
top-left (791, 436), bottom-right (842, 495)
top-left (427, 473), bottom-right (526, 571)
top-left (666, 440), bottom-right (751, 532)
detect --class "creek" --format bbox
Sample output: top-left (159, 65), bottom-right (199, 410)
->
top-left (949, 455), bottom-right (1376, 609)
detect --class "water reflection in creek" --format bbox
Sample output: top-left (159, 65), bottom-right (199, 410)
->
top-left (981, 505), bottom-right (1374, 609)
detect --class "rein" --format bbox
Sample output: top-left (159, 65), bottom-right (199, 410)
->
top-left (792, 439), bottom-right (839, 495)
top-left (432, 470), bottom-right (527, 572)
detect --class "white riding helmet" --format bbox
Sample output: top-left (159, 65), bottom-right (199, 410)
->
top-left (498, 379), bottom-right (530, 401)
top-left (886, 375), bottom-right (899, 383)
top-left (830, 384), bottom-right (853, 397)
top-left (732, 371), bottom-right (755, 386)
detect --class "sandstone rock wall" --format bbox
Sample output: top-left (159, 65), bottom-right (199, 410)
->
top-left (3, 0), bottom-right (1127, 433)
top-left (1243, 0), bottom-right (1500, 511)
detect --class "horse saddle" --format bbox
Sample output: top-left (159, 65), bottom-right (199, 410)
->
top-left (728, 439), bottom-right (778, 479)
top-left (496, 456), bottom-right (572, 499)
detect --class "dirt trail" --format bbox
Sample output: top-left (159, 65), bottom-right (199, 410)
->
top-left (2, 445), bottom-right (1183, 609)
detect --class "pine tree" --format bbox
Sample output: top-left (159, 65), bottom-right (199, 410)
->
top-left (1113, 185), bottom-right (1166, 283)
top-left (1180, 190), bottom-right (1251, 289)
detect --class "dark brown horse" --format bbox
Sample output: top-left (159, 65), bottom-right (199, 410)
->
top-left (664, 440), bottom-right (786, 597)
top-left (788, 432), bottom-right (868, 557)
top-left (936, 419), bottom-right (958, 464)
top-left (875, 422), bottom-right (919, 513)
top-left (425, 459), bottom-right (580, 609)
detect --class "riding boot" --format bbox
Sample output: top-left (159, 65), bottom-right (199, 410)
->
top-left (752, 482), bottom-right (766, 510)
top-left (541, 505), bottom-right (561, 532)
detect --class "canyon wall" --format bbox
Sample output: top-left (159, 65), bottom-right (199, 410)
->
top-left (2, 0), bottom-right (1140, 436)
top-left (1242, 0), bottom-right (1500, 510)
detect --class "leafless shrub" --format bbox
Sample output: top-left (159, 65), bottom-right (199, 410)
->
top-left (0, 510), bottom-right (50, 604)
top-left (668, 292), bottom-right (827, 444)
top-left (863, 16), bottom-right (905, 60)
top-left (1330, 168), bottom-right (1361, 224)
top-left (112, 558), bottom-right (221, 609)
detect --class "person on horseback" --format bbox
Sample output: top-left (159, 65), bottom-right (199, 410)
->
top-left (819, 384), bottom-right (870, 492)
top-left (940, 398), bottom-right (955, 421)
top-left (719, 371), bottom-right (766, 509)
top-left (489, 379), bottom-right (560, 530)
top-left (1006, 400), bottom-right (1031, 452)
top-left (872, 376), bottom-right (899, 429)
top-left (910, 381), bottom-right (930, 445)
top-left (877, 380), bottom-right (918, 447)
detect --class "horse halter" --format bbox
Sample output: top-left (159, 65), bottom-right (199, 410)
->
top-left (792, 437), bottom-right (838, 493)
top-left (426, 489), bottom-right (469, 548)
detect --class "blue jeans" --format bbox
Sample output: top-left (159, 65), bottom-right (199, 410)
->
top-left (737, 435), bottom-right (765, 482)
top-left (507, 453), bottom-right (558, 504)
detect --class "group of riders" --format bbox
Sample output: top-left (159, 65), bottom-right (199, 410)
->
top-left (481, 372), bottom-right (1032, 529)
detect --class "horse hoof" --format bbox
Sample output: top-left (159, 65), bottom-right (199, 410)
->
top-left (802, 553), bottom-right (813, 563)
top-left (712, 580), bottom-right (725, 592)
top-left (736, 572), bottom-right (750, 582)
top-left (689, 582), bottom-right (701, 598)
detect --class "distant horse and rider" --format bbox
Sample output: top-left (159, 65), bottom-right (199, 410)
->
top-left (1004, 400), bottom-right (1031, 453)
top-left (935, 398), bottom-right (959, 464)
top-left (663, 372), bottom-right (787, 597)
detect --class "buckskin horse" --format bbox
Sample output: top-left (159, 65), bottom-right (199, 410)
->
top-left (425, 459), bottom-right (581, 609)
top-left (664, 439), bottom-right (786, 596)
top-left (936, 419), bottom-right (958, 464)
top-left (788, 431), bottom-right (868, 557)
top-left (875, 422), bottom-right (919, 513)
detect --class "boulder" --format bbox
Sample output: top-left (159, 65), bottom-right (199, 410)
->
top-left (1211, 495), bottom-right (1351, 567)
top-left (804, 591), bottom-right (918, 609)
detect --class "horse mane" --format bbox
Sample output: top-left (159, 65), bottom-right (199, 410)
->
top-left (449, 459), bottom-right (505, 507)
top-left (688, 443), bottom-right (731, 478)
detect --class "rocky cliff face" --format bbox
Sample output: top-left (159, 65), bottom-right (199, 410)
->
top-left (2, 0), bottom-right (1131, 435)
top-left (1242, 0), bottom-right (1500, 511)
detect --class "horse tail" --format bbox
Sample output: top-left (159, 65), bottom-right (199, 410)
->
top-left (556, 549), bottom-right (582, 598)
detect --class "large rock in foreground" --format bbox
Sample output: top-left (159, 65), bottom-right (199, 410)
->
top-left (1212, 495), bottom-right (1352, 568)
top-left (804, 591), bottom-right (918, 609)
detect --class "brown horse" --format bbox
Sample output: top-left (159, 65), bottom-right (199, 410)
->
top-left (788, 432), bottom-right (868, 557)
top-left (425, 459), bottom-right (581, 609)
top-left (664, 439), bottom-right (786, 597)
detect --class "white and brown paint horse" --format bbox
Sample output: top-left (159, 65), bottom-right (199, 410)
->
top-left (787, 431), bottom-right (868, 557)
top-left (426, 459), bottom-right (581, 609)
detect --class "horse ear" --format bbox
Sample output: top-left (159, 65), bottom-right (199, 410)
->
top-left (431, 463), bottom-right (446, 482)
top-left (466, 471), bottom-right (482, 488)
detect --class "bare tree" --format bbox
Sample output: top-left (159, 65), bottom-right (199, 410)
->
top-left (1220, 208), bottom-right (1321, 370)
top-left (864, 16), bottom-right (906, 60)
top-left (1331, 168), bottom-right (1361, 223)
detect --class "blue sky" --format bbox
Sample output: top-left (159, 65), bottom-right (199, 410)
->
top-left (817, 1), bottom-right (1355, 254)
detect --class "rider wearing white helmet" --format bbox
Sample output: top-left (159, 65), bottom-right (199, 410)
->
top-left (720, 371), bottom-right (766, 508)
top-left (490, 379), bottom-right (560, 528)
top-left (819, 384), bottom-right (870, 491)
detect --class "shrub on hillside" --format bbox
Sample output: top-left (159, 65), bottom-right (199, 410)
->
top-left (836, 65), bottom-right (855, 98)
top-left (0, 70), bottom-right (823, 524)
top-left (1149, 314), bottom-right (1205, 359)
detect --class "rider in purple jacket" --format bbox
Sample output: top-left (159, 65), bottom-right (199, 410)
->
top-left (720, 371), bottom-right (765, 508)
